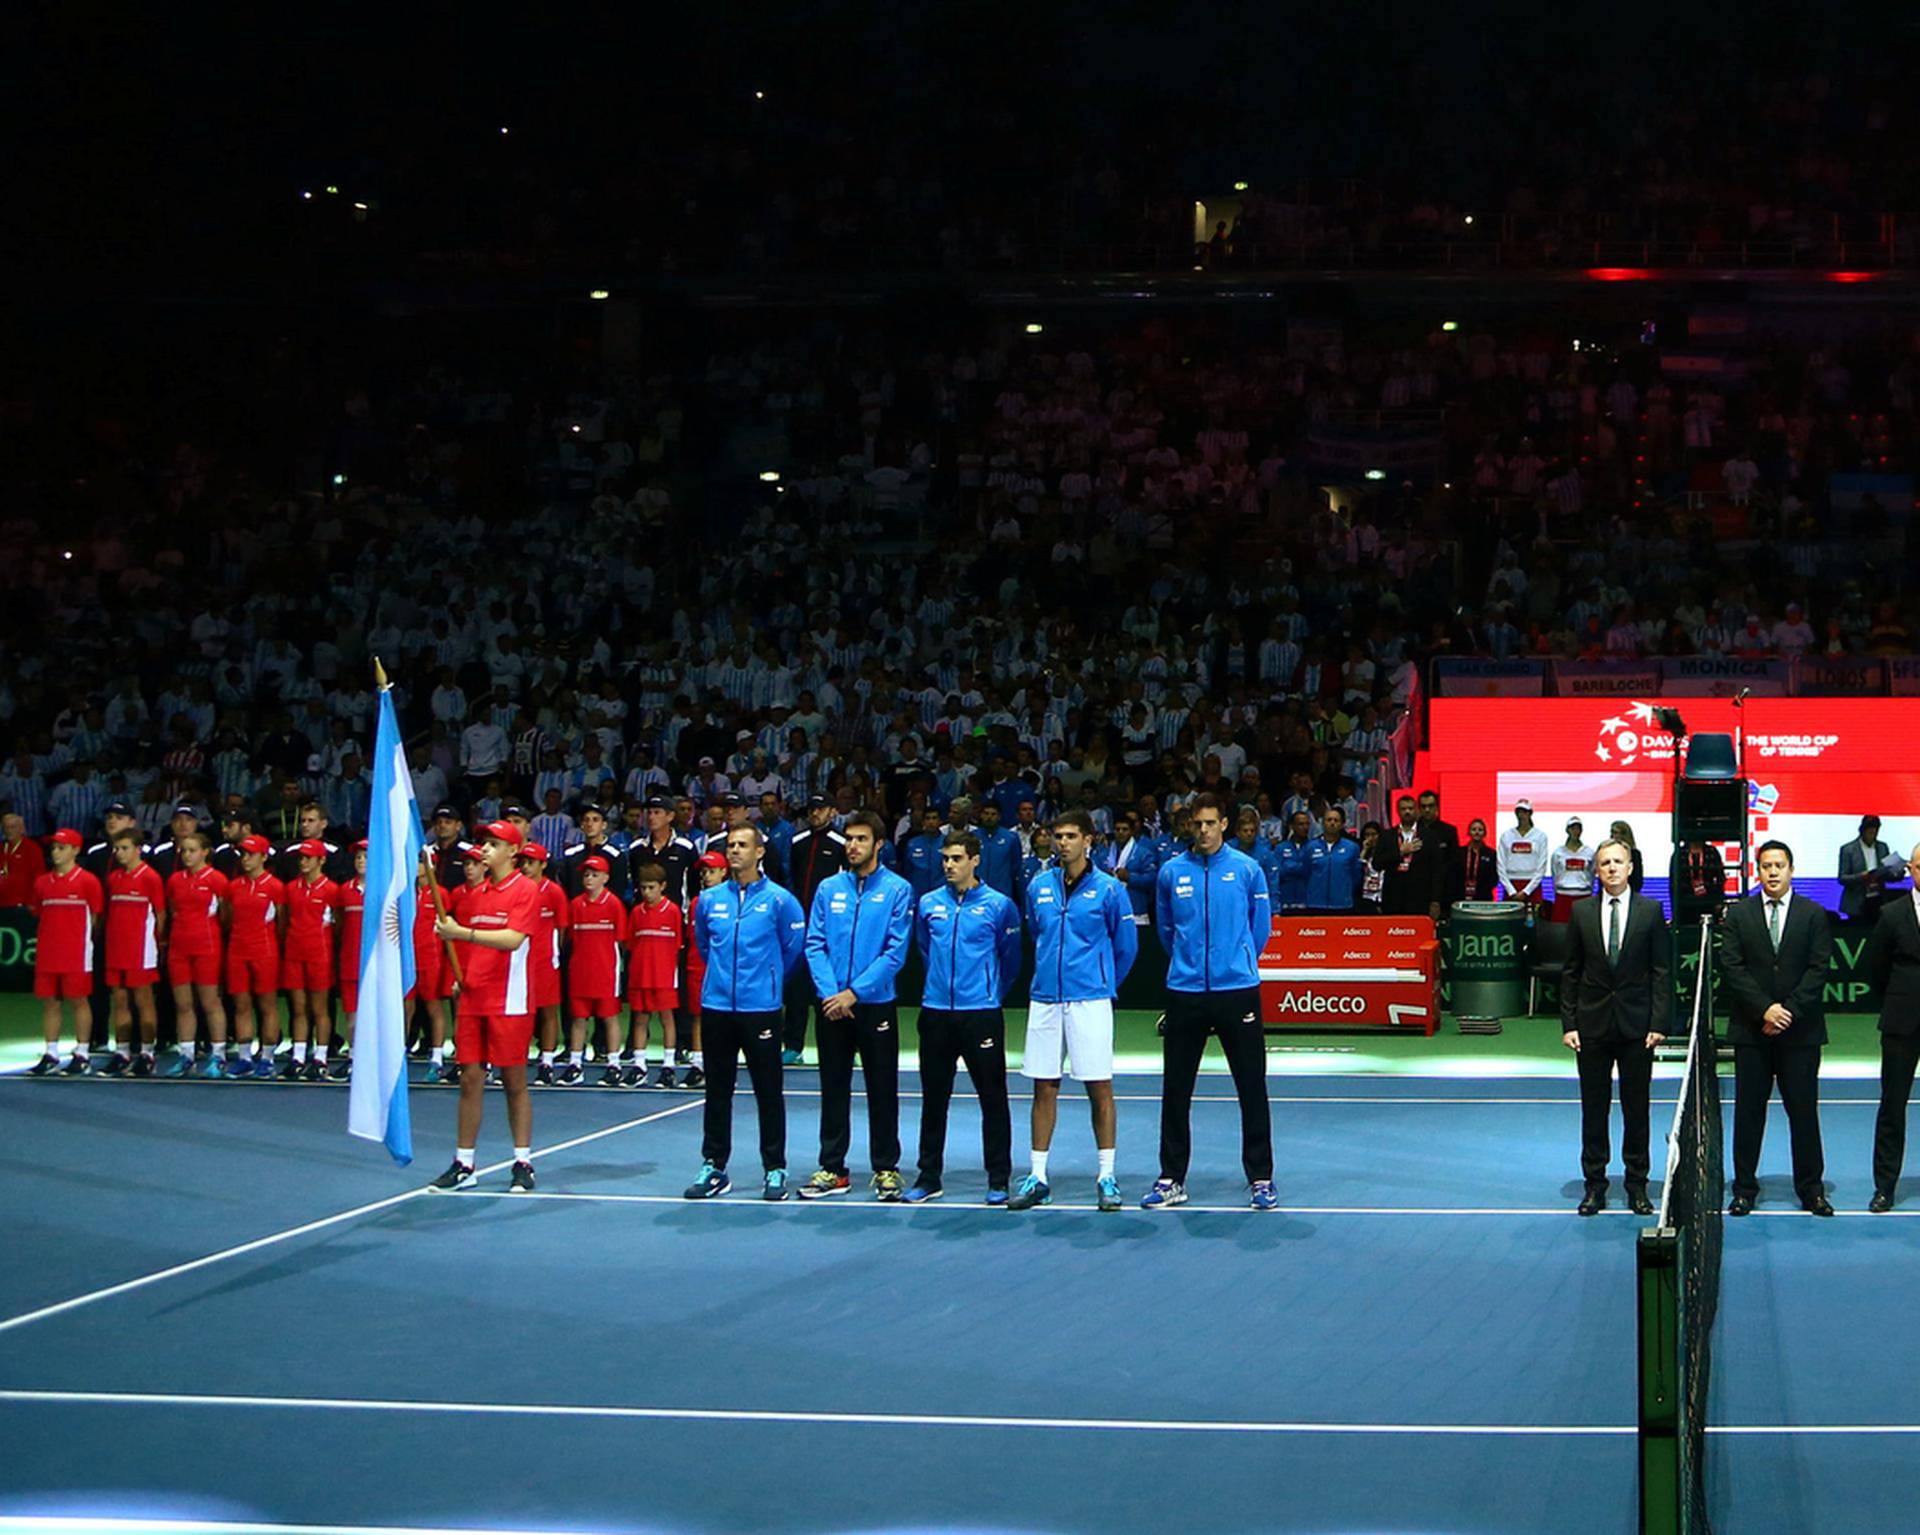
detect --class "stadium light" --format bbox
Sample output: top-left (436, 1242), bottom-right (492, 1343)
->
top-left (1463, 213), bottom-right (1474, 225)
top-left (759, 470), bottom-right (781, 482)
top-left (755, 90), bottom-right (765, 100)
top-left (300, 190), bottom-right (313, 201)
top-left (1441, 320), bottom-right (1459, 332)
top-left (589, 289), bottom-right (610, 300)
top-left (352, 202), bottom-right (368, 210)
top-left (1364, 469), bottom-right (1386, 481)
top-left (325, 185), bottom-right (339, 195)
top-left (62, 549), bottom-right (73, 560)
top-left (332, 474), bottom-right (347, 486)
top-left (1025, 322), bottom-right (1044, 334)
top-left (1232, 180), bottom-right (1249, 192)
top-left (499, 126), bottom-right (510, 135)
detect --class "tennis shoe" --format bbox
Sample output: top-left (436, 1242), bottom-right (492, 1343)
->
top-left (984, 1186), bottom-right (1009, 1207)
top-left (684, 1162), bottom-right (731, 1199)
top-left (1007, 1174), bottom-right (1051, 1210)
top-left (683, 1067), bottom-right (705, 1089)
top-left (621, 1062), bottom-right (644, 1088)
top-left (131, 1053), bottom-right (156, 1078)
top-left (299, 1058), bottom-right (324, 1083)
top-left (556, 1061), bottom-right (583, 1085)
top-left (509, 1161), bottom-right (536, 1194)
top-left (277, 1055), bottom-right (301, 1081)
top-left (799, 1169), bottom-right (851, 1199)
top-left (1249, 1180), bottom-right (1279, 1211)
top-left (780, 1048), bottom-right (802, 1066)
top-left (327, 1053), bottom-right (351, 1080)
top-left (598, 1064), bottom-right (624, 1087)
top-left (534, 1062), bottom-right (555, 1087)
top-left (653, 1066), bottom-right (677, 1090)
top-left (160, 1052), bottom-right (192, 1078)
top-left (101, 1052), bottom-right (131, 1077)
top-left (62, 1054), bottom-right (91, 1076)
top-left (27, 1053), bottom-right (59, 1076)
top-left (763, 1168), bottom-right (791, 1201)
top-left (1096, 1176), bottom-right (1122, 1212)
top-left (199, 1054), bottom-right (227, 1079)
top-left (902, 1182), bottom-right (944, 1203)
top-left (225, 1054), bottom-right (254, 1078)
top-left (872, 1170), bottom-right (905, 1201)
top-left (427, 1160), bottom-right (476, 1192)
top-left (1141, 1179), bottom-right (1188, 1209)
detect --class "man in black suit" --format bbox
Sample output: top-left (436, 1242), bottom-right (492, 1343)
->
top-left (1719, 840), bottom-right (1834, 1217)
top-left (1560, 838), bottom-right (1671, 1216)
top-left (1417, 789), bottom-right (1462, 913)
top-left (1382, 796), bottom-right (1445, 918)
top-left (1868, 843), bottom-right (1920, 1211)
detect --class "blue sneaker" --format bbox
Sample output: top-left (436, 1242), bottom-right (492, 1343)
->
top-left (225, 1054), bottom-right (252, 1078)
top-left (983, 1187), bottom-right (1009, 1208)
top-left (1141, 1178), bottom-right (1188, 1209)
top-left (1006, 1174), bottom-right (1051, 1211)
top-left (902, 1183), bottom-right (944, 1204)
top-left (1096, 1176), bottom-right (1122, 1212)
top-left (684, 1162), bottom-right (731, 1200)
top-left (780, 1048), bottom-right (803, 1066)
top-left (199, 1054), bottom-right (227, 1080)
top-left (160, 1053), bottom-right (192, 1078)
top-left (1249, 1180), bottom-right (1279, 1211)
top-left (763, 1168), bottom-right (791, 1202)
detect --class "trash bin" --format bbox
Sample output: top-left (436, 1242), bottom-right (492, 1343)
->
top-left (1446, 901), bottom-right (1529, 1021)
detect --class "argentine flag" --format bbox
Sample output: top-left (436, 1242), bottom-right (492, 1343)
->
top-left (347, 687), bottom-right (420, 1165)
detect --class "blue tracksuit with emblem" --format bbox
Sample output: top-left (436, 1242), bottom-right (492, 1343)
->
top-left (695, 874), bottom-right (808, 1013)
top-left (1304, 835), bottom-right (1362, 909)
top-left (1096, 835), bottom-right (1159, 920)
top-left (1025, 863), bottom-right (1139, 1003)
top-left (1272, 837), bottom-right (1314, 910)
top-left (916, 881), bottom-right (1024, 1010)
top-left (804, 866), bottom-right (915, 1003)
top-left (1155, 845), bottom-right (1274, 993)
top-left (977, 825), bottom-right (1022, 899)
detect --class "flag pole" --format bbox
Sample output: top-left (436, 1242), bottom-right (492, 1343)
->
top-left (374, 657), bottom-right (464, 991)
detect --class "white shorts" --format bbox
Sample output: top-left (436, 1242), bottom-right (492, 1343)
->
top-left (1023, 999), bottom-right (1115, 1082)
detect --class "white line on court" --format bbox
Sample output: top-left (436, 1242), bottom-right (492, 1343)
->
top-left (0, 1099), bottom-right (703, 1340)
top-left (0, 1386), bottom-right (1636, 1436)
top-left (462, 1190), bottom-right (1642, 1216)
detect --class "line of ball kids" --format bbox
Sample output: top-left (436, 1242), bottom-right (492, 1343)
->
top-left (24, 819), bottom-right (728, 1090)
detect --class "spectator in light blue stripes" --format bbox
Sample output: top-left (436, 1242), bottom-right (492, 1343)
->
top-left (0, 752), bottom-right (48, 836)
top-left (48, 762), bottom-right (109, 840)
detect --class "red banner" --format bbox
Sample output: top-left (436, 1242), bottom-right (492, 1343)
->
top-left (1259, 917), bottom-right (1441, 1033)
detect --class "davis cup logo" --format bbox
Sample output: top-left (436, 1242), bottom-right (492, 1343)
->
top-left (1594, 701), bottom-right (1673, 766)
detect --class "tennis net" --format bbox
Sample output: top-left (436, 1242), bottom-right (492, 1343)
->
top-left (1637, 917), bottom-right (1722, 1535)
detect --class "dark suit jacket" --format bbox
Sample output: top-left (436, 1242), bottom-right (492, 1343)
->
top-left (1717, 892), bottom-right (1832, 1048)
top-left (1560, 891), bottom-right (1673, 1041)
top-left (1839, 837), bottom-right (1894, 919)
top-left (1459, 841), bottom-right (1498, 902)
top-left (1869, 895), bottom-right (1920, 1036)
top-left (1383, 822), bottom-right (1447, 914)
top-left (1427, 817), bottom-right (1464, 904)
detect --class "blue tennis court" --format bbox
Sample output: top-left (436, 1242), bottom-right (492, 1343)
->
top-left (0, 1066), bottom-right (1915, 1534)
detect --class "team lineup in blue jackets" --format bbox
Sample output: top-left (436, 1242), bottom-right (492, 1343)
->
top-left (680, 792), bottom-right (1282, 1210)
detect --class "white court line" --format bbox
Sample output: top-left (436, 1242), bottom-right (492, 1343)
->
top-left (2, 1388), bottom-right (1913, 1440)
top-left (0, 1099), bottom-right (702, 1339)
top-left (0, 1386), bottom-right (1634, 1436)
top-left (462, 1190), bottom-right (1642, 1217)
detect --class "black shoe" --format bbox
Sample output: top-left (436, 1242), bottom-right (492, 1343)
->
top-left (299, 1058), bottom-right (324, 1083)
top-left (621, 1062), bottom-right (644, 1088)
top-left (509, 1161), bottom-right (536, 1193)
top-left (131, 1053), bottom-right (156, 1078)
top-left (27, 1053), bottom-right (59, 1076)
top-left (534, 1062), bottom-right (555, 1087)
top-left (326, 1054), bottom-right (351, 1080)
top-left (683, 1067), bottom-right (705, 1089)
top-left (1577, 1190), bottom-right (1606, 1217)
top-left (1802, 1195), bottom-right (1835, 1218)
top-left (556, 1061), bottom-right (583, 1085)
top-left (427, 1160), bottom-right (476, 1192)
top-left (1627, 1189), bottom-right (1655, 1217)
top-left (598, 1064), bottom-right (624, 1088)
top-left (61, 1054), bottom-right (90, 1076)
top-left (101, 1052), bottom-right (131, 1077)
top-left (675, 1048), bottom-right (691, 1067)
top-left (653, 1066), bottom-right (677, 1090)
top-left (1728, 1194), bottom-right (1755, 1217)
top-left (1871, 1191), bottom-right (1895, 1213)
top-left (278, 1055), bottom-right (301, 1081)
top-left (432, 1060), bottom-right (462, 1085)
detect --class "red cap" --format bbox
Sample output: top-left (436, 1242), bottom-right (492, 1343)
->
top-left (239, 834), bottom-right (273, 856)
top-left (295, 839), bottom-right (327, 859)
top-left (582, 854), bottom-right (610, 873)
top-left (49, 828), bottom-right (84, 848)
top-left (463, 844), bottom-right (487, 862)
top-left (519, 841), bottom-right (549, 862)
top-left (697, 849), bottom-right (727, 869)
top-left (353, 838), bottom-right (369, 851)
top-left (480, 820), bottom-right (523, 847)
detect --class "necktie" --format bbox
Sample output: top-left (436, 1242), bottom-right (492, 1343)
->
top-left (1608, 897), bottom-right (1621, 963)
top-left (1768, 898), bottom-right (1782, 951)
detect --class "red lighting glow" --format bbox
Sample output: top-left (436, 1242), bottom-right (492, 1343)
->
top-left (1826, 271), bottom-right (1881, 283)
top-left (1586, 267), bottom-right (1655, 281)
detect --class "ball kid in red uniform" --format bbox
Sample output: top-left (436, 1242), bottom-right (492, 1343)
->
top-left (104, 828), bottom-right (167, 1076)
top-left (164, 830), bottom-right (229, 1076)
top-left (224, 834), bottom-right (285, 1076)
top-left (566, 856), bottom-right (628, 1084)
top-left (26, 829), bottom-right (103, 1075)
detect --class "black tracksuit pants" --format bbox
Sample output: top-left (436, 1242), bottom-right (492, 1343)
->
top-left (914, 1007), bottom-right (1013, 1188)
top-left (1158, 987), bottom-right (1274, 1184)
top-left (816, 1001), bottom-right (901, 1174)
top-left (700, 1009), bottom-right (786, 1172)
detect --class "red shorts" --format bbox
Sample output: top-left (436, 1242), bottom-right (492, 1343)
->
top-left (106, 966), bottom-right (158, 990)
top-left (407, 960), bottom-right (454, 1002)
top-left (339, 978), bottom-right (359, 1016)
top-left (34, 970), bottom-right (91, 1000)
top-left (568, 995), bottom-right (623, 1019)
top-left (283, 956), bottom-right (334, 993)
top-left (227, 951), bottom-right (280, 995)
top-left (455, 1012), bottom-right (536, 1068)
top-left (628, 986), bottom-right (678, 1013)
top-left (167, 951), bottom-right (221, 988)
top-left (531, 963), bottom-right (561, 1009)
